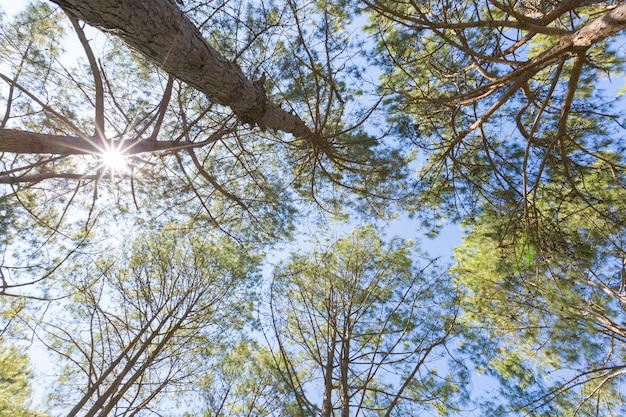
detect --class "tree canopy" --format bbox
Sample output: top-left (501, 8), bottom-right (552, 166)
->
top-left (265, 226), bottom-right (464, 416)
top-left (0, 341), bottom-right (47, 416)
top-left (1, 0), bottom-right (625, 415)
top-left (370, 0), bottom-right (626, 235)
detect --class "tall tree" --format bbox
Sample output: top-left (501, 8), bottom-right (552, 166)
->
top-left (5, 0), bottom-right (625, 415)
top-left (368, 0), bottom-right (626, 234)
top-left (0, 0), bottom-right (403, 295)
top-left (265, 226), bottom-right (465, 416)
top-left (33, 225), bottom-right (259, 416)
top-left (452, 157), bottom-right (626, 415)
top-left (196, 338), bottom-right (301, 416)
top-left (366, 2), bottom-right (626, 413)
top-left (1, 0), bottom-right (400, 195)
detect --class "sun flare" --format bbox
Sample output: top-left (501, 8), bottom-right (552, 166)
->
top-left (100, 148), bottom-right (128, 172)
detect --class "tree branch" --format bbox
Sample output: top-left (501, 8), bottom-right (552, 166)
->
top-left (0, 128), bottom-right (216, 155)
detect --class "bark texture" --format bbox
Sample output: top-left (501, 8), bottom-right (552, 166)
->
top-left (571, 3), bottom-right (626, 47)
top-left (49, 0), bottom-right (315, 139)
top-left (534, 3), bottom-right (626, 63)
top-left (0, 129), bottom-right (196, 155)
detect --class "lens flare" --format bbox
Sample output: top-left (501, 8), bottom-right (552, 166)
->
top-left (100, 148), bottom-right (127, 172)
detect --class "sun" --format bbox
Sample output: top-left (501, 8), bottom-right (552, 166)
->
top-left (100, 147), bottom-right (128, 172)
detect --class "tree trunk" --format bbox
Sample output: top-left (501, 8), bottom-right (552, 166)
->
top-left (321, 324), bottom-right (337, 417)
top-left (48, 0), bottom-right (315, 139)
top-left (339, 331), bottom-right (350, 417)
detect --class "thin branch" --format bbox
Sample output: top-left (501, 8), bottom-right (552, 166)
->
top-left (65, 10), bottom-right (106, 138)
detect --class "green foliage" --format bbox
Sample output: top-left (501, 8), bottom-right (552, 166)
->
top-left (1, 0), bottom-right (626, 416)
top-left (365, 3), bottom-right (626, 411)
top-left (198, 338), bottom-right (301, 416)
top-left (453, 156), bottom-right (626, 415)
top-left (367, 0), bottom-right (626, 233)
top-left (268, 225), bottom-right (465, 416)
top-left (0, 342), bottom-right (47, 416)
top-left (40, 224), bottom-right (260, 415)
top-left (0, 343), bottom-right (30, 416)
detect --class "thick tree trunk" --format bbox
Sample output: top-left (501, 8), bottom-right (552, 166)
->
top-left (0, 129), bottom-right (197, 155)
top-left (49, 0), bottom-right (315, 139)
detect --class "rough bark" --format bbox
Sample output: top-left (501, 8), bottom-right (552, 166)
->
top-left (533, 2), bottom-right (626, 61)
top-left (0, 129), bottom-right (198, 155)
top-left (571, 2), bottom-right (626, 47)
top-left (48, 0), bottom-right (315, 139)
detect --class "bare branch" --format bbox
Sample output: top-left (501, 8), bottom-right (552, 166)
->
top-left (0, 128), bottom-right (219, 155)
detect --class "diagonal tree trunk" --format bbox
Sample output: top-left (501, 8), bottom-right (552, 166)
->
top-left (49, 0), bottom-right (315, 140)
